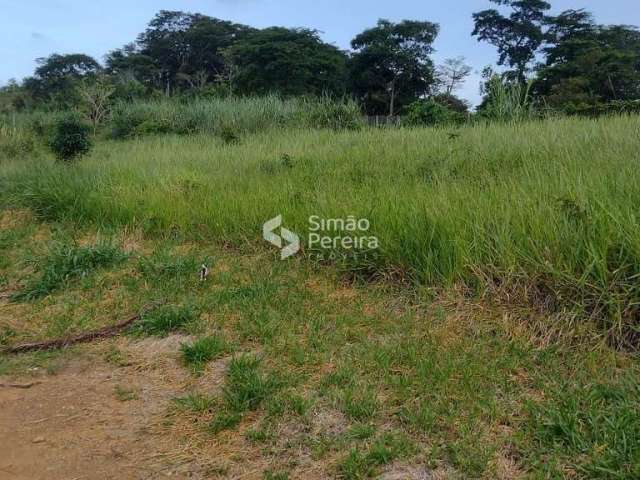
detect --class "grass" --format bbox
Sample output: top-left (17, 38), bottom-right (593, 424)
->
top-left (180, 335), bottom-right (231, 374)
top-left (2, 116), bottom-right (640, 343)
top-left (1, 114), bottom-right (640, 478)
top-left (14, 241), bottom-right (127, 300)
top-left (128, 304), bottom-right (197, 337)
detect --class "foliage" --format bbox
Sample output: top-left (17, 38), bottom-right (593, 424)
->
top-left (404, 99), bottom-right (465, 126)
top-left (0, 124), bottom-right (35, 160)
top-left (225, 27), bottom-right (348, 97)
top-left (106, 95), bottom-right (361, 139)
top-left (106, 11), bottom-right (254, 95)
top-left (23, 53), bottom-right (101, 108)
top-left (535, 12), bottom-right (640, 107)
top-left (472, 0), bottom-right (551, 83)
top-left (349, 19), bottom-right (439, 115)
top-left (49, 114), bottom-right (92, 161)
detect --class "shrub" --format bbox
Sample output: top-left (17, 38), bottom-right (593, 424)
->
top-left (405, 99), bottom-right (464, 126)
top-left (49, 114), bottom-right (92, 161)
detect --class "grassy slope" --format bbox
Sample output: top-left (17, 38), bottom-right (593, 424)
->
top-left (0, 211), bottom-right (638, 479)
top-left (2, 116), bottom-right (640, 338)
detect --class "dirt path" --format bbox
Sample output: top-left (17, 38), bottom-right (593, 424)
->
top-left (0, 335), bottom-right (222, 480)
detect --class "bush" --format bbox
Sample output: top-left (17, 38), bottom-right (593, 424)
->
top-left (49, 114), bottom-right (92, 161)
top-left (405, 99), bottom-right (464, 127)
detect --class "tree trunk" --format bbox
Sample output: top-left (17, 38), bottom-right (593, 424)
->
top-left (388, 78), bottom-right (396, 117)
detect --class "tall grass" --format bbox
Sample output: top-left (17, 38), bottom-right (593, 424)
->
top-left (480, 76), bottom-right (536, 122)
top-left (2, 115), bottom-right (640, 342)
top-left (0, 95), bottom-right (363, 142)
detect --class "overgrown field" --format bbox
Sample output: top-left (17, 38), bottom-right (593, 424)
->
top-left (0, 210), bottom-right (638, 478)
top-left (2, 115), bottom-right (640, 344)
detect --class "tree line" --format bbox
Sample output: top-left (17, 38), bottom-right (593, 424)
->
top-left (1, 0), bottom-right (639, 117)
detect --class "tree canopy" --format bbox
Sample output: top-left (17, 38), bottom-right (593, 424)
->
top-left (225, 27), bottom-right (348, 97)
top-left (349, 19), bottom-right (439, 115)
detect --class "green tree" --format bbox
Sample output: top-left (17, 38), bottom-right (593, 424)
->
top-left (472, 0), bottom-right (551, 83)
top-left (106, 11), bottom-right (253, 95)
top-left (534, 10), bottom-right (640, 107)
top-left (23, 53), bottom-right (101, 107)
top-left (225, 27), bottom-right (347, 96)
top-left (349, 19), bottom-right (439, 116)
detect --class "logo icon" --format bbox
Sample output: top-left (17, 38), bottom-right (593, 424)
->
top-left (263, 215), bottom-right (300, 260)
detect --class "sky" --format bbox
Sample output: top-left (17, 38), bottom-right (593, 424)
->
top-left (1, 0), bottom-right (638, 105)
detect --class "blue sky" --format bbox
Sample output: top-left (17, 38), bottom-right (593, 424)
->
top-left (1, 0), bottom-right (638, 104)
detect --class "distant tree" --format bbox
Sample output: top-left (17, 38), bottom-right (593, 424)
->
top-left (436, 57), bottom-right (472, 95)
top-left (225, 27), bottom-right (348, 96)
top-left (23, 53), bottom-right (101, 107)
top-left (534, 10), bottom-right (640, 107)
top-left (472, 0), bottom-right (551, 83)
top-left (105, 11), bottom-right (253, 95)
top-left (349, 19), bottom-right (439, 116)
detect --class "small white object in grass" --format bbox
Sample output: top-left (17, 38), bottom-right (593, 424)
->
top-left (199, 264), bottom-right (209, 282)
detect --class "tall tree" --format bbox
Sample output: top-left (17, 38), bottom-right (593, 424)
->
top-left (349, 19), bottom-right (439, 116)
top-left (225, 27), bottom-right (347, 96)
top-left (472, 0), bottom-right (551, 83)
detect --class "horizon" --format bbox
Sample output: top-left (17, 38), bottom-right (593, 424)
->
top-left (1, 0), bottom-right (638, 105)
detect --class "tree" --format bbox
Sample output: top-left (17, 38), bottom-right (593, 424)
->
top-left (105, 11), bottom-right (253, 95)
top-left (78, 75), bottom-right (115, 134)
top-left (225, 27), bottom-right (347, 96)
top-left (349, 19), bottom-right (439, 116)
top-left (24, 53), bottom-right (101, 107)
top-left (436, 57), bottom-right (472, 95)
top-left (472, 0), bottom-right (551, 83)
top-left (534, 10), bottom-right (640, 107)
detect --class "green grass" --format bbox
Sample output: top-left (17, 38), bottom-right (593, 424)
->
top-left (2, 114), bottom-right (640, 478)
top-left (526, 377), bottom-right (640, 478)
top-left (14, 241), bottom-right (127, 300)
top-left (128, 304), bottom-right (197, 337)
top-left (180, 335), bottom-right (231, 374)
top-left (2, 116), bottom-right (640, 342)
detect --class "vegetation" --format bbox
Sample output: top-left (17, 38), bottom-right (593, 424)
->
top-left (1, 1), bottom-right (639, 478)
top-left (1, 213), bottom-right (639, 478)
top-left (2, 115), bottom-right (640, 348)
top-left (48, 114), bottom-right (92, 161)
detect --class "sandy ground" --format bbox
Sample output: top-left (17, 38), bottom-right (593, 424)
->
top-left (0, 335), bottom-right (220, 480)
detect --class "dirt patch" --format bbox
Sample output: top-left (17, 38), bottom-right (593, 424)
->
top-left (0, 334), bottom-right (225, 479)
